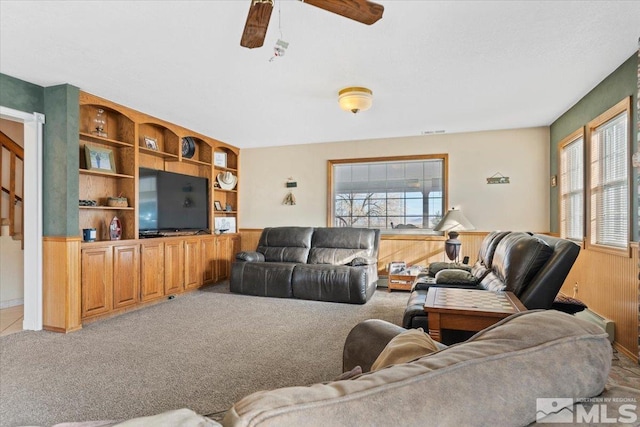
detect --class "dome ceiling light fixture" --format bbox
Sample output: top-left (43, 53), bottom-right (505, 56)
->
top-left (338, 87), bottom-right (373, 114)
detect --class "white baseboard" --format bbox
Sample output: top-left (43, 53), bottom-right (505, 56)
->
top-left (0, 298), bottom-right (24, 309)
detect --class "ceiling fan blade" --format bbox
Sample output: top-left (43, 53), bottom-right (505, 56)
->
top-left (240, 0), bottom-right (274, 49)
top-left (301, 0), bottom-right (383, 25)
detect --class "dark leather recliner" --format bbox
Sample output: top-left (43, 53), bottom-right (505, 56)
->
top-left (403, 232), bottom-right (580, 330)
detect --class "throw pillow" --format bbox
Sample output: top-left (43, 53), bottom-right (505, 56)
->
top-left (434, 269), bottom-right (477, 285)
top-left (371, 328), bottom-right (440, 371)
top-left (552, 294), bottom-right (588, 314)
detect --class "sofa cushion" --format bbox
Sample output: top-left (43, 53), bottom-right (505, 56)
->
top-left (308, 248), bottom-right (368, 265)
top-left (291, 264), bottom-right (371, 304)
top-left (223, 310), bottom-right (611, 427)
top-left (311, 227), bottom-right (379, 257)
top-left (370, 328), bottom-right (439, 371)
top-left (477, 230), bottom-right (510, 268)
top-left (257, 227), bottom-right (314, 263)
top-left (470, 261), bottom-right (489, 280)
top-left (478, 271), bottom-right (506, 291)
top-left (230, 262), bottom-right (296, 298)
top-left (488, 232), bottom-right (553, 296)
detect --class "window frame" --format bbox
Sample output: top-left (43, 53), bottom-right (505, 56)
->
top-left (585, 97), bottom-right (632, 256)
top-left (557, 128), bottom-right (585, 244)
top-left (327, 154), bottom-right (449, 233)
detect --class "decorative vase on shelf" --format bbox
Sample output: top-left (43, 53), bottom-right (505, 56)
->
top-left (109, 216), bottom-right (122, 241)
top-left (93, 108), bottom-right (108, 138)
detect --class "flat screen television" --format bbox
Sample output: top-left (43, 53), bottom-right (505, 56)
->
top-left (139, 167), bottom-right (209, 234)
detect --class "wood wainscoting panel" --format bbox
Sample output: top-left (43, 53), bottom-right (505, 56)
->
top-left (240, 229), bottom-right (262, 252)
top-left (560, 242), bottom-right (639, 362)
top-left (43, 237), bottom-right (82, 333)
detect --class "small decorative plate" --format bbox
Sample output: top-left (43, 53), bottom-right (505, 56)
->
top-left (109, 216), bottom-right (122, 241)
top-left (182, 137), bottom-right (196, 159)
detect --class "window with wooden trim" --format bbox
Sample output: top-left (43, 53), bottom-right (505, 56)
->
top-left (328, 155), bottom-right (447, 232)
top-left (558, 129), bottom-right (584, 242)
top-left (587, 98), bottom-right (630, 252)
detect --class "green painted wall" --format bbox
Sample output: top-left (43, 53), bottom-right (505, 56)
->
top-left (549, 54), bottom-right (639, 238)
top-left (0, 73), bottom-right (80, 237)
top-left (43, 84), bottom-right (80, 236)
top-left (0, 73), bottom-right (44, 113)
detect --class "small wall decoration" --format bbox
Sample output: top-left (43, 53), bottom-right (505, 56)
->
top-left (550, 175), bottom-right (557, 187)
top-left (486, 172), bottom-right (510, 184)
top-left (144, 136), bottom-right (158, 151)
top-left (283, 192), bottom-right (296, 205)
top-left (84, 145), bottom-right (116, 173)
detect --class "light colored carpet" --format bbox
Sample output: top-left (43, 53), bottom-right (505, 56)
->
top-left (0, 283), bottom-right (407, 427)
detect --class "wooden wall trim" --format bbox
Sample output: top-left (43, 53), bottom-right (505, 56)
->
top-left (561, 243), bottom-right (638, 362)
top-left (43, 237), bottom-right (82, 333)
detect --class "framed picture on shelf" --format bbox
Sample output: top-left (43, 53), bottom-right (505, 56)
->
top-left (214, 201), bottom-right (223, 211)
top-left (387, 261), bottom-right (407, 275)
top-left (214, 151), bottom-right (227, 168)
top-left (214, 216), bottom-right (236, 233)
top-left (144, 136), bottom-right (158, 151)
top-left (84, 145), bottom-right (116, 173)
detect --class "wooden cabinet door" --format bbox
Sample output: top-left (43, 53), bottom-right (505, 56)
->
top-left (215, 236), bottom-right (230, 281)
top-left (184, 238), bottom-right (201, 290)
top-left (140, 241), bottom-right (165, 302)
top-left (164, 240), bottom-right (184, 294)
top-left (215, 235), bottom-right (240, 281)
top-left (201, 237), bottom-right (217, 284)
top-left (113, 244), bottom-right (140, 309)
top-left (81, 246), bottom-right (113, 318)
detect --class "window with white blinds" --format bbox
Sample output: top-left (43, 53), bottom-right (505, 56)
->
top-left (588, 100), bottom-right (629, 250)
top-left (559, 132), bottom-right (584, 241)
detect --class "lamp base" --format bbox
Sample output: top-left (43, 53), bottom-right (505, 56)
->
top-left (444, 231), bottom-right (461, 262)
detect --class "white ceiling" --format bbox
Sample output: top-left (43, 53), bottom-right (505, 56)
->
top-left (1, 1), bottom-right (639, 149)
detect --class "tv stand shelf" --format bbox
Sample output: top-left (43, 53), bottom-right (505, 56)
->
top-left (80, 206), bottom-right (134, 211)
top-left (79, 132), bottom-right (134, 148)
top-left (73, 90), bottom-right (241, 329)
top-left (139, 146), bottom-right (179, 160)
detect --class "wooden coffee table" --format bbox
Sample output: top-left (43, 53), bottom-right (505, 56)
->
top-left (424, 288), bottom-right (526, 342)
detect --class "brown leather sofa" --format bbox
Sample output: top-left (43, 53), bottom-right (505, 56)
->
top-left (403, 231), bottom-right (580, 332)
top-left (230, 226), bottom-right (380, 304)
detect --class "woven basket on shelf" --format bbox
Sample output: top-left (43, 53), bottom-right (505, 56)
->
top-left (107, 197), bottom-right (128, 208)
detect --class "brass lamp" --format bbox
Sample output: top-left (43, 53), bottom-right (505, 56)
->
top-left (433, 208), bottom-right (475, 262)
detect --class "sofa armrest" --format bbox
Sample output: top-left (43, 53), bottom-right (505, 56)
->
top-left (349, 256), bottom-right (377, 266)
top-left (343, 319), bottom-right (406, 373)
top-left (235, 251), bottom-right (265, 262)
